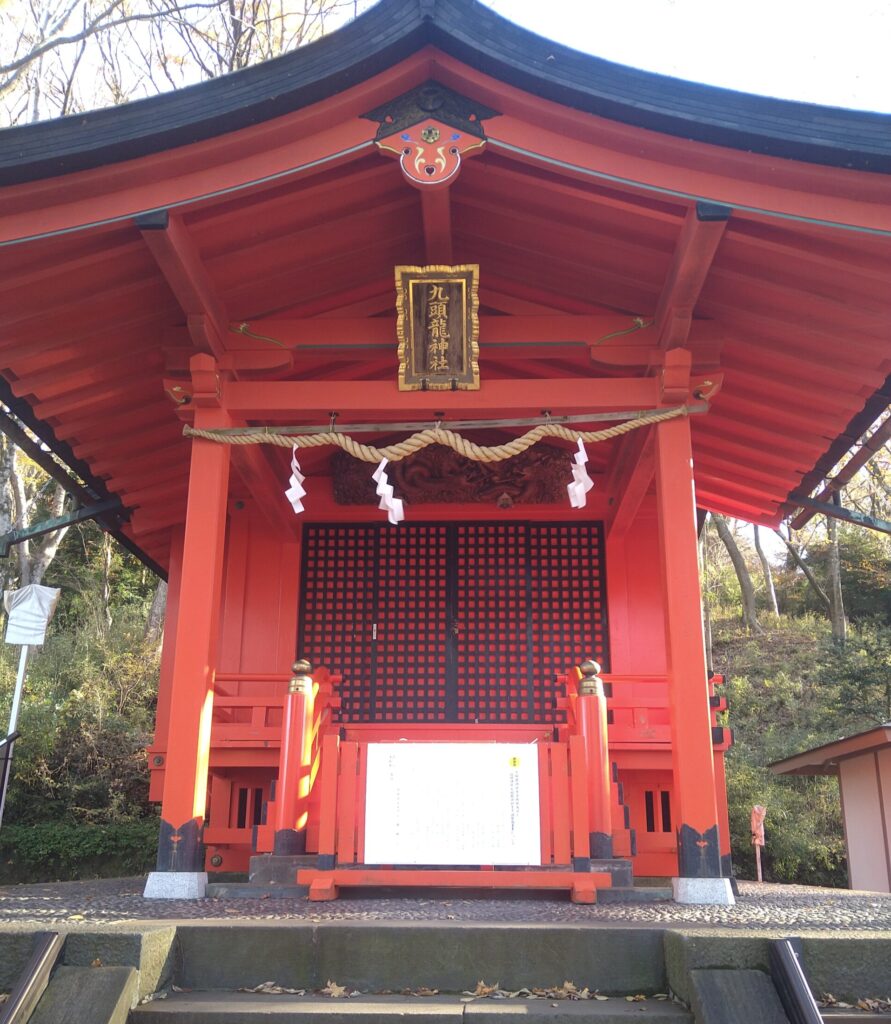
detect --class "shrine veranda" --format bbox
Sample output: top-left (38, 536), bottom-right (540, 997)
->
top-left (0, 0), bottom-right (890, 912)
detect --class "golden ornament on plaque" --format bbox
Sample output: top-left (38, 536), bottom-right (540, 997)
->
top-left (395, 264), bottom-right (480, 390)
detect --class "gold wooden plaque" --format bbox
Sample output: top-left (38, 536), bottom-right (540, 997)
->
top-left (395, 264), bottom-right (479, 390)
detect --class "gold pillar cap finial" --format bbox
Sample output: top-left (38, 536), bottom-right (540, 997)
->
top-left (290, 658), bottom-right (313, 694)
top-left (578, 658), bottom-right (603, 696)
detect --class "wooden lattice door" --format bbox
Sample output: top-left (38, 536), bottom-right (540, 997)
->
top-left (298, 521), bottom-right (608, 724)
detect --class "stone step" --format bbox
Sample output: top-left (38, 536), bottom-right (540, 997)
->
top-left (173, 924), bottom-right (666, 994)
top-left (205, 884), bottom-right (308, 899)
top-left (132, 992), bottom-right (692, 1024)
top-left (595, 887), bottom-right (672, 904)
top-left (33, 965), bottom-right (137, 1024)
top-left (248, 855), bottom-right (317, 885)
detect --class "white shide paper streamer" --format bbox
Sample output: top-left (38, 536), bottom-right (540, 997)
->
top-left (567, 437), bottom-right (594, 509)
top-left (372, 458), bottom-right (405, 525)
top-left (285, 445), bottom-right (307, 514)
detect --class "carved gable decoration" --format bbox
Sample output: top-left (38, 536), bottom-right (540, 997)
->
top-left (331, 446), bottom-right (573, 507)
top-left (364, 81), bottom-right (499, 188)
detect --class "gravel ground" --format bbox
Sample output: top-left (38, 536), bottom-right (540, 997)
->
top-left (0, 877), bottom-right (889, 930)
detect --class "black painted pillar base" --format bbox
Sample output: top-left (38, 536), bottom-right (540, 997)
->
top-left (273, 828), bottom-right (307, 856)
top-left (677, 823), bottom-right (721, 878)
top-left (589, 831), bottom-right (613, 859)
top-left (156, 818), bottom-right (205, 872)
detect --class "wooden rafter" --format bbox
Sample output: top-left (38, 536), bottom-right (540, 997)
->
top-left (654, 202), bottom-right (731, 350)
top-left (137, 210), bottom-right (228, 358)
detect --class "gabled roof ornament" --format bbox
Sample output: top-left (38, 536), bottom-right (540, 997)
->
top-left (363, 80), bottom-right (499, 189)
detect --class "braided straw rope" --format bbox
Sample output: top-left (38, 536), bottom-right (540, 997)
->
top-left (183, 403), bottom-right (688, 464)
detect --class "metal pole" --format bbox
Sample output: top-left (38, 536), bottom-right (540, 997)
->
top-left (0, 644), bottom-right (29, 829)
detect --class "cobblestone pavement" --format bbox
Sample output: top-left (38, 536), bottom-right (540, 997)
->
top-left (0, 877), bottom-right (889, 930)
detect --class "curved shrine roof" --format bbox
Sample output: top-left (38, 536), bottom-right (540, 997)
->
top-left (0, 0), bottom-right (890, 570)
top-left (2, 0), bottom-right (890, 183)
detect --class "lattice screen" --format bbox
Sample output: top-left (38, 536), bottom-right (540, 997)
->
top-left (298, 524), bottom-right (377, 722)
top-left (298, 521), bottom-right (608, 724)
top-left (455, 523), bottom-right (532, 723)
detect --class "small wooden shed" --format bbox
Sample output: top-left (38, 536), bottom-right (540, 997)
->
top-left (772, 725), bottom-right (891, 893)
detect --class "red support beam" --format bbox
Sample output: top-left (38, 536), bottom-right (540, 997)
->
top-left (221, 377), bottom-right (661, 419)
top-left (606, 427), bottom-right (655, 540)
top-left (655, 414), bottom-right (723, 880)
top-left (655, 203), bottom-right (731, 350)
top-left (420, 189), bottom-right (453, 264)
top-left (154, 354), bottom-right (231, 875)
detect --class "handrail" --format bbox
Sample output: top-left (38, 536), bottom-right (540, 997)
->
top-left (0, 731), bottom-right (21, 751)
top-left (769, 938), bottom-right (822, 1024)
top-left (0, 931), bottom-right (63, 1024)
top-left (0, 731), bottom-right (22, 831)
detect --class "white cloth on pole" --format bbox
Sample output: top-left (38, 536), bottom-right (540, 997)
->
top-left (3, 584), bottom-right (61, 645)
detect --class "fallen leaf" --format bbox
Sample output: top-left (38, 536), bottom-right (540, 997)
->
top-left (90, 959), bottom-right (103, 968)
top-left (469, 980), bottom-right (499, 997)
top-left (321, 980), bottom-right (347, 998)
top-left (593, 992), bottom-right (609, 1001)
top-left (413, 988), bottom-right (439, 997)
top-left (138, 992), bottom-right (168, 1004)
top-left (626, 994), bottom-right (646, 1001)
top-left (239, 981), bottom-right (305, 995)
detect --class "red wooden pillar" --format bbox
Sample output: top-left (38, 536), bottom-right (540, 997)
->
top-left (155, 355), bottom-right (231, 874)
top-left (576, 659), bottom-right (613, 859)
top-left (655, 414), bottom-right (722, 880)
top-left (273, 660), bottom-right (315, 855)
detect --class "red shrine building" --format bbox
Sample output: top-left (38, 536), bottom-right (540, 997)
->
top-left (0, 0), bottom-right (890, 904)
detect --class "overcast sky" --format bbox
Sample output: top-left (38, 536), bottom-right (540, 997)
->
top-left (480, 0), bottom-right (891, 113)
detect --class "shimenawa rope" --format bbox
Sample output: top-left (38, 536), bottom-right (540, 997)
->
top-left (183, 403), bottom-right (689, 464)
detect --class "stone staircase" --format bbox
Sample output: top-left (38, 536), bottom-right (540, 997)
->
top-left (4, 921), bottom-right (889, 1024)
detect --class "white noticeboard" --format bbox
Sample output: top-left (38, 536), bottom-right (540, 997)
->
top-left (363, 743), bottom-right (541, 866)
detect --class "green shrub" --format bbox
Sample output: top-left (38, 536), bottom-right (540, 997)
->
top-left (0, 820), bottom-right (158, 884)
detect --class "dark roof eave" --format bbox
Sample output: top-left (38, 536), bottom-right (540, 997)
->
top-left (0, 379), bottom-right (166, 579)
top-left (2, 0), bottom-right (891, 186)
top-left (770, 724), bottom-right (891, 775)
